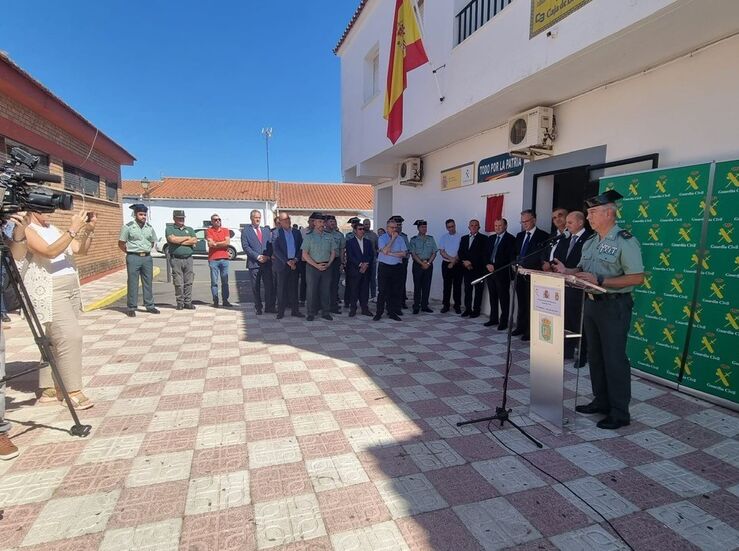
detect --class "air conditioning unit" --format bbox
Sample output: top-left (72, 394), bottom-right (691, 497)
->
top-left (508, 106), bottom-right (555, 159)
top-left (399, 157), bottom-right (422, 186)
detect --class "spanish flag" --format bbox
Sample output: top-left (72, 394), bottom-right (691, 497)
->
top-left (383, 0), bottom-right (428, 144)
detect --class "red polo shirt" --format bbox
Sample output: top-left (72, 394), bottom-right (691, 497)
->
top-left (206, 226), bottom-right (231, 260)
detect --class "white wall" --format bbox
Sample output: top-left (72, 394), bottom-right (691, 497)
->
top-left (338, 0), bottom-right (680, 173)
top-left (121, 198), bottom-right (275, 240)
top-left (387, 34), bottom-right (739, 304)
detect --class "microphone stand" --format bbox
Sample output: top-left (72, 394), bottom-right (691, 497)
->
top-left (456, 231), bottom-right (569, 448)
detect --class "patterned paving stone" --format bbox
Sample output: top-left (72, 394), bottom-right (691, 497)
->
top-left (254, 493), bottom-right (327, 549)
top-left (179, 505), bottom-right (257, 551)
top-left (22, 490), bottom-right (120, 546)
top-left (125, 450), bottom-right (193, 487)
top-left (472, 456), bottom-right (547, 495)
top-left (626, 429), bottom-right (696, 459)
top-left (374, 473), bottom-right (447, 518)
top-left (0, 466), bottom-right (69, 507)
top-left (556, 443), bottom-right (627, 475)
top-left (305, 452), bottom-right (370, 492)
top-left (195, 421), bottom-right (246, 449)
top-left (685, 408), bottom-right (739, 438)
top-left (554, 477), bottom-right (640, 520)
top-left (185, 470), bottom-right (251, 515)
top-left (316, 482), bottom-right (392, 533)
top-left (98, 518), bottom-right (182, 551)
top-left (107, 481), bottom-right (187, 528)
top-left (549, 524), bottom-right (630, 551)
top-left (636, 460), bottom-right (720, 498)
top-left (649, 500), bottom-right (739, 551)
top-left (454, 496), bottom-right (542, 550)
top-left (331, 520), bottom-right (410, 551)
top-left (247, 436), bottom-right (302, 469)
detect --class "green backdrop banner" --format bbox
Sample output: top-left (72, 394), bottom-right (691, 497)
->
top-left (600, 160), bottom-right (738, 406)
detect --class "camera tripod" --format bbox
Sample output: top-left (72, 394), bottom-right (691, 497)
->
top-left (0, 244), bottom-right (91, 437)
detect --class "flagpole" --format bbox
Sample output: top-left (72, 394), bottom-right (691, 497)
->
top-left (410, 0), bottom-right (445, 102)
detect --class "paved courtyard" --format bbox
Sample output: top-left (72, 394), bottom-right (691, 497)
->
top-left (1, 298), bottom-right (738, 550)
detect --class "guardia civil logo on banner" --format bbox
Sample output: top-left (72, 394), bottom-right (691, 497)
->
top-left (600, 160), bottom-right (737, 407)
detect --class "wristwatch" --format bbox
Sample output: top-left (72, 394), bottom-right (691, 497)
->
top-left (67, 229), bottom-right (78, 238)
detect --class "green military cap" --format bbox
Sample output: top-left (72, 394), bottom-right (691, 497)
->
top-left (584, 190), bottom-right (623, 208)
top-left (325, 214), bottom-right (336, 221)
top-left (173, 209), bottom-right (185, 218)
top-left (391, 215), bottom-right (404, 223)
top-left (309, 211), bottom-right (323, 220)
top-left (130, 203), bottom-right (148, 213)
top-left (413, 220), bottom-right (427, 226)
top-left (347, 216), bottom-right (361, 225)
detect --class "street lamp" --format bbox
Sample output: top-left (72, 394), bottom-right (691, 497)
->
top-left (141, 177), bottom-right (151, 220)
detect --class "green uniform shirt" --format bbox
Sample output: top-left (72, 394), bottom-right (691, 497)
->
top-left (579, 224), bottom-right (644, 294)
top-left (409, 234), bottom-right (438, 260)
top-left (165, 224), bottom-right (196, 257)
top-left (325, 229), bottom-right (345, 255)
top-left (301, 230), bottom-right (335, 263)
top-left (119, 221), bottom-right (157, 253)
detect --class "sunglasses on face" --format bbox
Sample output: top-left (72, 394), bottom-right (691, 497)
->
top-left (212, 218), bottom-right (221, 222)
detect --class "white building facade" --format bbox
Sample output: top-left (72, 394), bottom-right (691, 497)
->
top-left (336, 0), bottom-right (739, 301)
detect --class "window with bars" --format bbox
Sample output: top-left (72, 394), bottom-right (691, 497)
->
top-left (64, 164), bottom-right (100, 197)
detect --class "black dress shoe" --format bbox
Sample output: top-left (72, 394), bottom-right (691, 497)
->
top-left (372, 314), bottom-right (382, 321)
top-left (497, 324), bottom-right (508, 331)
top-left (1, 313), bottom-right (10, 323)
top-left (597, 417), bottom-right (631, 430)
top-left (421, 307), bottom-right (433, 313)
top-left (222, 300), bottom-right (233, 307)
top-left (184, 304), bottom-right (196, 310)
top-left (276, 313), bottom-right (284, 319)
top-left (176, 305), bottom-right (183, 311)
top-left (146, 307), bottom-right (161, 314)
top-left (440, 306), bottom-right (450, 313)
top-left (521, 335), bottom-right (530, 341)
top-left (212, 301), bottom-right (219, 308)
top-left (401, 303), bottom-right (408, 309)
top-left (575, 402), bottom-right (609, 415)
top-left (454, 306), bottom-right (461, 314)
top-left (469, 312), bottom-right (480, 319)
top-left (388, 313), bottom-right (402, 321)
top-left (348, 310), bottom-right (356, 317)
top-left (511, 329), bottom-right (524, 336)
top-left (321, 314), bottom-right (333, 321)
top-left (484, 320), bottom-right (497, 327)
top-left (461, 310), bottom-right (471, 317)
top-left (264, 308), bottom-right (277, 314)
top-left (291, 311), bottom-right (304, 318)
top-left (361, 310), bottom-right (373, 317)
top-left (126, 309), bottom-right (136, 317)
top-left (306, 315), bottom-right (315, 321)
top-left (413, 308), bottom-right (420, 314)
top-left (255, 309), bottom-right (263, 315)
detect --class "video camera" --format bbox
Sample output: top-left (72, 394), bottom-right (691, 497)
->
top-left (0, 146), bottom-right (73, 217)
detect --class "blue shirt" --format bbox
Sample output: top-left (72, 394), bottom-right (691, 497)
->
top-left (377, 232), bottom-right (407, 265)
top-left (284, 229), bottom-right (296, 259)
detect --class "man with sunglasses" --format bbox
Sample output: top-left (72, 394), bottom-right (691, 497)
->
top-left (345, 217), bottom-right (374, 317)
top-left (206, 214), bottom-right (232, 307)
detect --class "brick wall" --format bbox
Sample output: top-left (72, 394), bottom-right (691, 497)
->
top-left (1, 92), bottom-right (127, 280)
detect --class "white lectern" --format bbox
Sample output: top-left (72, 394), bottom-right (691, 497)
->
top-left (518, 268), bottom-right (605, 431)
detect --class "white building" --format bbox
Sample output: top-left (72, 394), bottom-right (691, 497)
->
top-left (335, 0), bottom-right (739, 301)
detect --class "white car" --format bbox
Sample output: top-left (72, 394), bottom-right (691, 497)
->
top-left (156, 227), bottom-right (244, 260)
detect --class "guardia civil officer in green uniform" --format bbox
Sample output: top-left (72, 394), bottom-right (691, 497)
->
top-left (553, 190), bottom-right (644, 430)
top-left (118, 204), bottom-right (159, 317)
top-left (165, 209), bottom-right (198, 310)
top-left (324, 214), bottom-right (345, 314)
top-left (301, 213), bottom-right (336, 321)
top-left (409, 220), bottom-right (438, 314)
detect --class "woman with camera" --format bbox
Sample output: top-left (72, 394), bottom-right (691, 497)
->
top-left (1, 212), bottom-right (31, 459)
top-left (22, 209), bottom-right (96, 410)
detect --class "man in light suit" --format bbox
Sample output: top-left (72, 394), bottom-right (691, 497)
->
top-left (345, 218), bottom-right (374, 317)
top-left (241, 209), bottom-right (274, 315)
top-left (513, 209), bottom-right (550, 341)
top-left (272, 212), bottom-right (304, 319)
top-left (458, 219), bottom-right (488, 318)
top-left (552, 211), bottom-right (593, 364)
top-left (484, 218), bottom-right (515, 330)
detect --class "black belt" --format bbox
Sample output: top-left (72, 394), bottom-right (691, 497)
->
top-left (171, 255), bottom-right (192, 259)
top-left (127, 252), bottom-right (150, 257)
top-left (587, 292), bottom-right (631, 302)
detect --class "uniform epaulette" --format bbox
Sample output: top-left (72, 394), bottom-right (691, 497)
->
top-left (126, 221), bottom-right (135, 226)
top-left (584, 232), bottom-right (597, 241)
top-left (618, 230), bottom-right (633, 239)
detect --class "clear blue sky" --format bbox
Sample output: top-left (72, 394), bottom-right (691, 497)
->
top-left (2, 1), bottom-right (361, 183)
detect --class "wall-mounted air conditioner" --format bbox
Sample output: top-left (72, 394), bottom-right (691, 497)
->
top-left (399, 157), bottom-right (423, 186)
top-left (508, 106), bottom-right (555, 159)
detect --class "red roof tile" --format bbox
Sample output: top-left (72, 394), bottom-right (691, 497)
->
top-left (278, 182), bottom-right (373, 211)
top-left (122, 178), bottom-right (373, 211)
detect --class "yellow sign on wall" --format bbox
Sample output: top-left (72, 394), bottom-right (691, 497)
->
top-left (530, 0), bottom-right (593, 38)
top-left (441, 162), bottom-right (475, 191)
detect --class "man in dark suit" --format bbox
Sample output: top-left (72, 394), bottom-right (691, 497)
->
top-left (271, 212), bottom-right (304, 319)
top-left (458, 219), bottom-right (488, 318)
top-left (552, 211), bottom-right (593, 364)
top-left (484, 218), bottom-right (515, 329)
top-left (542, 207), bottom-right (569, 271)
top-left (345, 218), bottom-right (374, 317)
top-left (512, 209), bottom-right (550, 340)
top-left (241, 209), bottom-right (274, 315)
